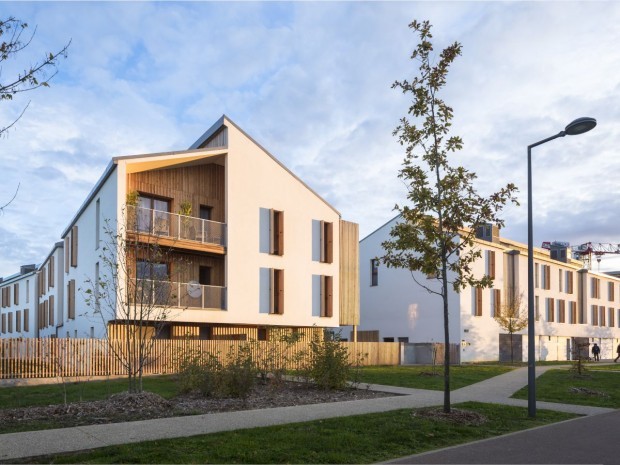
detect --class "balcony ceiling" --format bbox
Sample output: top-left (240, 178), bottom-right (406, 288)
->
top-left (124, 152), bottom-right (226, 174)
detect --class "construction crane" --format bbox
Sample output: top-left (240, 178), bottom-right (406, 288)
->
top-left (570, 242), bottom-right (620, 270)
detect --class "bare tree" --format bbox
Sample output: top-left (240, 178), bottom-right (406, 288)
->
top-left (83, 197), bottom-right (187, 393)
top-left (494, 288), bottom-right (528, 364)
top-left (1, 17), bottom-right (70, 211)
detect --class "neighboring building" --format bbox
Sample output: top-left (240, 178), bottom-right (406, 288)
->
top-left (1, 116), bottom-right (359, 340)
top-left (0, 264), bottom-right (37, 338)
top-left (359, 215), bottom-right (620, 362)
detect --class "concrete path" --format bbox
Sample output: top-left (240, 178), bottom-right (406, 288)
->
top-left (0, 365), bottom-right (616, 462)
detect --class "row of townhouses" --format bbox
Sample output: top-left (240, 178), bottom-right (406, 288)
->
top-left (2, 117), bottom-right (619, 362)
top-left (359, 216), bottom-right (620, 362)
top-left (0, 116), bottom-right (360, 342)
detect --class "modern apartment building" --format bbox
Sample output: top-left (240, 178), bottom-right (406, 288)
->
top-left (0, 116), bottom-right (360, 340)
top-left (359, 215), bottom-right (620, 362)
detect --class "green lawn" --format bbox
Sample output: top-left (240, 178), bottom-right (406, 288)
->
top-left (512, 368), bottom-right (620, 408)
top-left (0, 376), bottom-right (178, 409)
top-left (354, 364), bottom-right (515, 390)
top-left (21, 402), bottom-right (576, 464)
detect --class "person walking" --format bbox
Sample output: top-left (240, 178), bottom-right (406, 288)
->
top-left (615, 343), bottom-right (620, 363)
top-left (592, 343), bottom-right (601, 361)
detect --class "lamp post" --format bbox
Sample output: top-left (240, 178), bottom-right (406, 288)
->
top-left (527, 117), bottom-right (597, 418)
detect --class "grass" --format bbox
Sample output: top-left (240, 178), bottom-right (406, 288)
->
top-left (21, 402), bottom-right (577, 464)
top-left (0, 375), bottom-right (178, 409)
top-left (512, 368), bottom-right (620, 408)
top-left (353, 364), bottom-right (515, 390)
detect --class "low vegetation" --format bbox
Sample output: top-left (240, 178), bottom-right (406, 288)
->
top-left (19, 403), bottom-right (577, 464)
top-left (512, 368), bottom-right (620, 408)
top-left (354, 364), bottom-right (515, 390)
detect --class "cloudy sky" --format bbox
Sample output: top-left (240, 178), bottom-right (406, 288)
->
top-left (1, 1), bottom-right (619, 278)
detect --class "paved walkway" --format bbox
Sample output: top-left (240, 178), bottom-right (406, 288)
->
top-left (0, 365), bottom-right (616, 462)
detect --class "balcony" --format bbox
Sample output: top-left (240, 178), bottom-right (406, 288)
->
top-left (129, 279), bottom-right (227, 310)
top-left (127, 205), bottom-right (226, 254)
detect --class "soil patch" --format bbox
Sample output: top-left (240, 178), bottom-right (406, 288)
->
top-left (413, 407), bottom-right (488, 426)
top-left (0, 381), bottom-right (395, 432)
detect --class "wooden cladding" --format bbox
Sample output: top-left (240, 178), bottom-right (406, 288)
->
top-left (270, 209), bottom-right (284, 256)
top-left (320, 275), bottom-right (333, 317)
top-left (339, 220), bottom-right (359, 326)
top-left (270, 269), bottom-right (284, 315)
top-left (474, 287), bottom-right (483, 316)
top-left (320, 221), bottom-right (333, 263)
top-left (127, 164), bottom-right (225, 223)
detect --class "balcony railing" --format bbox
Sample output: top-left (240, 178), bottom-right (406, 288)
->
top-left (129, 279), bottom-right (227, 310)
top-left (127, 205), bottom-right (226, 247)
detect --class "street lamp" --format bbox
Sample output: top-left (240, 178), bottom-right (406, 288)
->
top-left (527, 117), bottom-right (597, 417)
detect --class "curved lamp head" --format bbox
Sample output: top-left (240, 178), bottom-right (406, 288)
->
top-left (565, 117), bottom-right (597, 136)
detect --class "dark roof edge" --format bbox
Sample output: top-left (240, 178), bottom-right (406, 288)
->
top-left (360, 214), bottom-right (402, 243)
top-left (188, 115), bottom-right (226, 150)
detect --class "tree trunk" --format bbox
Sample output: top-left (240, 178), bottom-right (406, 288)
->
top-left (442, 262), bottom-right (451, 413)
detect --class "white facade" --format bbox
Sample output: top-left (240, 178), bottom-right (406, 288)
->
top-left (359, 216), bottom-right (620, 362)
top-left (0, 266), bottom-right (37, 338)
top-left (1, 116), bottom-right (358, 339)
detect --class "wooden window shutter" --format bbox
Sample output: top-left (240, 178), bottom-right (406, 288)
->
top-left (24, 309), bottom-right (29, 332)
top-left (43, 300), bottom-right (49, 327)
top-left (277, 212), bottom-right (284, 256)
top-left (7, 313), bottom-right (12, 333)
top-left (49, 296), bottom-right (55, 326)
top-left (49, 256), bottom-right (55, 288)
top-left (269, 210), bottom-right (284, 256)
top-left (269, 269), bottom-right (284, 314)
top-left (545, 266), bottom-right (551, 290)
top-left (68, 279), bottom-right (76, 319)
top-left (567, 271), bottom-right (573, 294)
top-left (323, 222), bottom-right (333, 264)
top-left (475, 287), bottom-right (483, 316)
top-left (71, 225), bottom-right (78, 267)
top-left (548, 298), bottom-right (554, 322)
top-left (1, 314), bottom-right (5, 333)
top-left (559, 300), bottom-right (565, 323)
top-left (600, 306), bottom-right (605, 326)
top-left (494, 289), bottom-right (501, 316)
top-left (592, 305), bottom-right (598, 325)
top-left (320, 275), bottom-right (334, 317)
top-left (16, 310), bottom-right (21, 333)
top-left (277, 269), bottom-right (284, 314)
top-left (489, 251), bottom-right (496, 279)
top-left (64, 236), bottom-right (70, 273)
top-left (13, 283), bottom-right (19, 306)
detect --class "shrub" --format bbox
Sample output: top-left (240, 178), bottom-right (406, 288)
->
top-left (306, 331), bottom-right (353, 390)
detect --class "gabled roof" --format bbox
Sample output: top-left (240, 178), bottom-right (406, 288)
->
top-left (191, 115), bottom-right (340, 216)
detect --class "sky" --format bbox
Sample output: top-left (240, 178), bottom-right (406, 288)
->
top-left (1, 1), bottom-right (619, 278)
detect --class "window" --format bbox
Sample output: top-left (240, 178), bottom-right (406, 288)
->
top-left (320, 275), bottom-right (333, 317)
top-left (383, 337), bottom-right (395, 342)
top-left (13, 283), bottom-right (18, 305)
top-left (270, 209), bottom-right (284, 256)
top-left (609, 282), bottom-right (615, 302)
top-left (138, 195), bottom-right (171, 235)
top-left (547, 298), bottom-right (555, 322)
top-left (270, 269), bottom-right (284, 314)
top-left (96, 198), bottom-right (100, 249)
top-left (199, 205), bottom-right (213, 221)
top-left (398, 337), bottom-right (409, 343)
top-left (95, 262), bottom-right (100, 312)
top-left (68, 280), bottom-right (76, 319)
top-left (566, 271), bottom-right (574, 294)
top-left (320, 221), bottom-right (333, 263)
top-left (90, 327), bottom-right (95, 339)
top-left (199, 266), bottom-right (212, 286)
top-left (257, 327), bottom-right (268, 341)
top-left (591, 277), bottom-right (600, 298)
top-left (26, 280), bottom-right (29, 303)
top-left (137, 261), bottom-right (169, 280)
top-left (370, 259), bottom-right (379, 286)
top-left (558, 299), bottom-right (566, 323)
top-left (493, 289), bottom-right (501, 317)
top-left (474, 287), bottom-right (483, 316)
top-left (487, 250), bottom-right (496, 279)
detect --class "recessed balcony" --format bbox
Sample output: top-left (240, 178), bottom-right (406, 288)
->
top-left (126, 205), bottom-right (226, 255)
top-left (129, 279), bottom-right (227, 310)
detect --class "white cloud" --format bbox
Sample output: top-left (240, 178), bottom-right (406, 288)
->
top-left (1, 1), bottom-right (620, 276)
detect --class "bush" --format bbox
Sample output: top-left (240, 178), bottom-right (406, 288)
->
top-left (306, 331), bottom-right (354, 390)
top-left (219, 345), bottom-right (256, 399)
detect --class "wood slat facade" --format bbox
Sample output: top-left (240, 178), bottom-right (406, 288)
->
top-left (339, 220), bottom-right (360, 326)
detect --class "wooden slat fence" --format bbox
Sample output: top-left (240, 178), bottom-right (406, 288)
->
top-left (0, 338), bottom-right (401, 380)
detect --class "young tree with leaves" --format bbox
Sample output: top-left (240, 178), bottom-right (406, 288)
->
top-left (0, 16), bottom-right (70, 213)
top-left (494, 289), bottom-right (528, 364)
top-left (83, 199), bottom-right (187, 393)
top-left (382, 20), bottom-right (518, 413)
